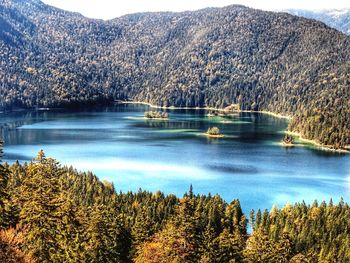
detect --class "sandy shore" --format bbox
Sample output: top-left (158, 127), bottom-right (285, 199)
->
top-left (144, 117), bottom-right (168, 121)
top-left (204, 133), bottom-right (225, 138)
top-left (115, 100), bottom-right (291, 119)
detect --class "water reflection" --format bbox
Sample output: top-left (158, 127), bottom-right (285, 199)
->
top-left (1, 104), bottom-right (349, 213)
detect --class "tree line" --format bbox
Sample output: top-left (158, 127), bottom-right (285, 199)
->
top-left (0, 142), bottom-right (349, 262)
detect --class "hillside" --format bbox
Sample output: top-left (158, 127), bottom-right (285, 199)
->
top-left (0, 0), bottom-right (349, 149)
top-left (286, 9), bottom-right (350, 35)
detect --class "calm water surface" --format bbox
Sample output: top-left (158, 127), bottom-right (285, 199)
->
top-left (1, 104), bottom-right (349, 212)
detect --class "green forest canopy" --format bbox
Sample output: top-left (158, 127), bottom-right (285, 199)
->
top-left (0, 0), bottom-right (349, 149)
top-left (0, 148), bottom-right (349, 262)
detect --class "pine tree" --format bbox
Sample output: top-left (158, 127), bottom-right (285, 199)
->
top-left (255, 209), bottom-right (262, 228)
top-left (85, 201), bottom-right (126, 262)
top-left (0, 139), bottom-right (10, 228)
top-left (215, 228), bottom-right (244, 262)
top-left (187, 184), bottom-right (194, 199)
top-left (244, 229), bottom-right (277, 262)
top-left (174, 197), bottom-right (200, 262)
top-left (135, 197), bottom-right (200, 263)
top-left (55, 195), bottom-right (86, 262)
top-left (289, 253), bottom-right (309, 262)
top-left (16, 151), bottom-right (75, 262)
top-left (224, 199), bottom-right (246, 237)
top-left (199, 222), bottom-right (217, 262)
top-left (274, 232), bottom-right (293, 262)
top-left (249, 209), bottom-right (255, 231)
top-left (131, 206), bottom-right (155, 258)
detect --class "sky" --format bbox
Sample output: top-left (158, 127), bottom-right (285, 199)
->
top-left (42, 0), bottom-right (350, 20)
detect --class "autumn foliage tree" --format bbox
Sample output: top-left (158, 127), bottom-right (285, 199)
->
top-left (0, 149), bottom-right (348, 261)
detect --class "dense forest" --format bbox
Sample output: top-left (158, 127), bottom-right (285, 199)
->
top-left (0, 0), bottom-right (349, 149)
top-left (0, 142), bottom-right (349, 262)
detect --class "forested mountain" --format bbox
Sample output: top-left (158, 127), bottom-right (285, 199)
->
top-left (1, 145), bottom-right (350, 262)
top-left (0, 0), bottom-right (349, 149)
top-left (286, 9), bottom-right (350, 35)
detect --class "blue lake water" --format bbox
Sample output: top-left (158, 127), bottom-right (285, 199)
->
top-left (1, 104), bottom-right (349, 212)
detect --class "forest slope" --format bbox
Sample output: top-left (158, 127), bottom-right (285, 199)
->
top-left (0, 0), bottom-right (349, 148)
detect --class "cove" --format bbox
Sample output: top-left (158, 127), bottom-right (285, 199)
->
top-left (1, 104), bottom-right (349, 213)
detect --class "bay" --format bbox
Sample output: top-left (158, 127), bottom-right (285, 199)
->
top-left (1, 104), bottom-right (349, 213)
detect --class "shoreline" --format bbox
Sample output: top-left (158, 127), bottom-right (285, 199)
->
top-left (116, 100), bottom-right (348, 153)
top-left (2, 100), bottom-right (347, 153)
top-left (285, 131), bottom-right (349, 154)
top-left (144, 117), bottom-right (168, 121)
top-left (115, 100), bottom-right (291, 119)
top-left (204, 133), bottom-right (225, 138)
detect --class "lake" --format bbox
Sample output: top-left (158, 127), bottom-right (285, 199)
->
top-left (1, 104), bottom-right (349, 212)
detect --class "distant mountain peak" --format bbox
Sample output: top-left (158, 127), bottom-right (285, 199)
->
top-left (285, 8), bottom-right (350, 35)
top-left (326, 9), bottom-right (350, 16)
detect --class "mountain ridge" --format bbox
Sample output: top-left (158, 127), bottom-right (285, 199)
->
top-left (0, 0), bottom-right (349, 149)
top-left (286, 8), bottom-right (350, 35)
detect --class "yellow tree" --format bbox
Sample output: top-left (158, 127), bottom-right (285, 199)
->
top-left (135, 197), bottom-right (199, 263)
top-left (16, 150), bottom-right (81, 262)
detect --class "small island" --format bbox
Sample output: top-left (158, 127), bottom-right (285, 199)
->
top-left (206, 111), bottom-right (230, 117)
top-left (206, 127), bottom-right (224, 138)
top-left (282, 135), bottom-right (294, 146)
top-left (144, 111), bottom-right (169, 119)
top-left (207, 111), bottom-right (219, 117)
top-left (207, 104), bottom-right (240, 117)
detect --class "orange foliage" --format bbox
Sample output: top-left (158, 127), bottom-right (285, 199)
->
top-left (0, 226), bottom-right (34, 263)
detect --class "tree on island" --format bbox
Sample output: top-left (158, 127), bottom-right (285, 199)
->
top-left (207, 127), bottom-right (221, 136)
top-left (283, 135), bottom-right (294, 145)
top-left (144, 111), bottom-right (169, 119)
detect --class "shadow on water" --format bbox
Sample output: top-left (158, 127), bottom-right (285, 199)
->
top-left (1, 103), bottom-right (349, 214)
top-left (207, 164), bottom-right (259, 174)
